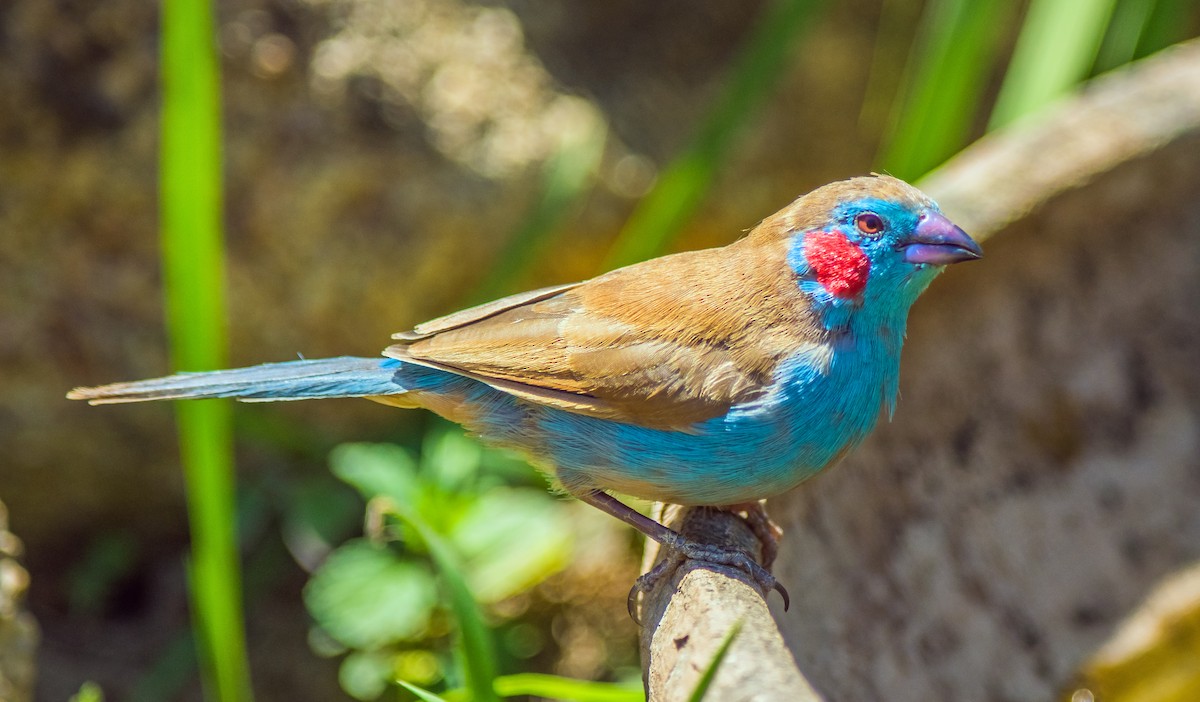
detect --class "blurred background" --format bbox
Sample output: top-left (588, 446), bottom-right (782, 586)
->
top-left (1, 0), bottom-right (1198, 700)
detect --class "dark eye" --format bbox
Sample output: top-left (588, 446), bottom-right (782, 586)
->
top-left (855, 212), bottom-right (884, 235)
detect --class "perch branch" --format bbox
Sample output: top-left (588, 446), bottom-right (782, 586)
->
top-left (637, 504), bottom-right (823, 702)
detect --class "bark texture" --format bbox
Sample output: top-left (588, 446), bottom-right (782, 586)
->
top-left (639, 505), bottom-right (822, 702)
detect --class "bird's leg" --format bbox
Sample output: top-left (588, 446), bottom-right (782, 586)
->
top-left (575, 490), bottom-right (789, 619)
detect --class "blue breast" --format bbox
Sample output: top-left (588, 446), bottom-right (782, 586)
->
top-left (528, 331), bottom-right (900, 505)
top-left (391, 324), bottom-right (904, 506)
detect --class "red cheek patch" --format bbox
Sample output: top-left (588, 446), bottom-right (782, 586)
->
top-left (805, 230), bottom-right (870, 299)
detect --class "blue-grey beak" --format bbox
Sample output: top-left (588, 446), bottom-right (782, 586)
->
top-left (903, 211), bottom-right (982, 265)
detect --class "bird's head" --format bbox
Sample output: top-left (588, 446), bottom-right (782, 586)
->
top-left (760, 174), bottom-right (982, 328)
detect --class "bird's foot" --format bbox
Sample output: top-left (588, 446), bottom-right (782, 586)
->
top-left (729, 500), bottom-right (783, 570)
top-left (573, 491), bottom-right (789, 620)
top-left (626, 530), bottom-right (790, 621)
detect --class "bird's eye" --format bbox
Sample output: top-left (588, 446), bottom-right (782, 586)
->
top-left (855, 212), bottom-right (884, 236)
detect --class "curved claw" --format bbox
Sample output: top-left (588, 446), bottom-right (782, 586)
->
top-left (733, 556), bottom-right (789, 610)
top-left (774, 580), bottom-right (790, 611)
top-left (625, 539), bottom-right (789, 623)
top-left (627, 584), bottom-right (640, 624)
top-left (627, 551), bottom-right (684, 624)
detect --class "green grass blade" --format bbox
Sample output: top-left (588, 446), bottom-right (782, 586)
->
top-left (493, 673), bottom-right (644, 702)
top-left (878, 0), bottom-right (1012, 179)
top-left (601, 0), bottom-right (823, 270)
top-left (397, 679), bottom-right (450, 702)
top-left (686, 621), bottom-right (743, 702)
top-left (161, 0), bottom-right (252, 699)
top-left (857, 0), bottom-right (923, 136)
top-left (989, 0), bottom-right (1119, 129)
top-left (390, 503), bottom-right (500, 702)
top-left (1094, 0), bottom-right (1158, 72)
top-left (1136, 0), bottom-right (1197, 58)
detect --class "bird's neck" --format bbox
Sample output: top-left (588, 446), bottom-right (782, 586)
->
top-left (759, 300), bottom-right (911, 476)
top-left (811, 280), bottom-right (925, 419)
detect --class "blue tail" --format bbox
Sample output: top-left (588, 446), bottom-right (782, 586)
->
top-left (67, 356), bottom-right (404, 404)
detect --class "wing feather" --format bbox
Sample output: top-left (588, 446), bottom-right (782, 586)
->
top-left (385, 237), bottom-right (825, 430)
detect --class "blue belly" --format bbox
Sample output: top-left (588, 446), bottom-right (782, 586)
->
top-left (534, 344), bottom-right (893, 504)
top-left (394, 335), bottom-right (898, 506)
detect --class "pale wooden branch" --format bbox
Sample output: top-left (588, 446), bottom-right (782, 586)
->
top-left (637, 504), bottom-right (823, 702)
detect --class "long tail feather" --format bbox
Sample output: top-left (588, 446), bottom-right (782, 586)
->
top-left (67, 356), bottom-right (404, 404)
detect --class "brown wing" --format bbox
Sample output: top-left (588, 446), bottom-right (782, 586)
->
top-left (393, 283), bottom-right (579, 340)
top-left (385, 235), bottom-right (825, 430)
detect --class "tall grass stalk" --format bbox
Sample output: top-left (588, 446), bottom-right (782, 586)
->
top-left (601, 0), bottom-right (822, 270)
top-left (161, 0), bottom-right (253, 699)
top-left (989, 0), bottom-right (1118, 128)
top-left (877, 0), bottom-right (1011, 179)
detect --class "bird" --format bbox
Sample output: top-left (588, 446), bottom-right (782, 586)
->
top-left (68, 174), bottom-right (981, 611)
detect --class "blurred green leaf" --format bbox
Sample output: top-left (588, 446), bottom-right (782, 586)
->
top-left (451, 489), bottom-right (572, 603)
top-left (395, 649), bottom-right (443, 686)
top-left (129, 630), bottom-right (196, 702)
top-left (281, 476), bottom-right (363, 571)
top-left (1094, 0), bottom-right (1158, 72)
top-left (305, 540), bottom-right (437, 649)
top-left (879, 0), bottom-right (1012, 179)
top-left (989, 0), bottom-right (1119, 128)
top-left (397, 679), bottom-right (450, 702)
top-left (500, 622), bottom-right (545, 660)
top-left (392, 508), bottom-right (501, 702)
top-left (321, 430), bottom-right (592, 701)
top-left (493, 673), bottom-right (645, 702)
top-left (339, 650), bottom-right (395, 701)
top-left (1136, 0), bottom-right (1197, 58)
top-left (332, 443), bottom-right (421, 506)
top-left (70, 682), bottom-right (105, 702)
top-left (423, 429), bottom-right (484, 494)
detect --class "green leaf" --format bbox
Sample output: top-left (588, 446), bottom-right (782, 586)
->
top-left (493, 673), bottom-right (645, 702)
top-left (878, 0), bottom-right (1013, 179)
top-left (282, 475), bottom-right (364, 569)
top-left (687, 621), bottom-right (743, 702)
top-left (451, 489), bottom-right (571, 603)
top-left (390, 509), bottom-right (501, 702)
top-left (396, 680), bottom-right (450, 702)
top-left (305, 540), bottom-right (437, 649)
top-left (340, 651), bottom-right (395, 701)
top-left (989, 0), bottom-right (1119, 128)
top-left (423, 428), bottom-right (484, 493)
top-left (331, 443), bottom-right (421, 505)
top-left (70, 682), bottom-right (105, 702)
top-left (1136, 0), bottom-right (1197, 59)
top-left (1093, 0), bottom-right (1157, 72)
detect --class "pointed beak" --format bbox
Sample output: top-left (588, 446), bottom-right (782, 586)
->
top-left (903, 211), bottom-right (983, 265)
